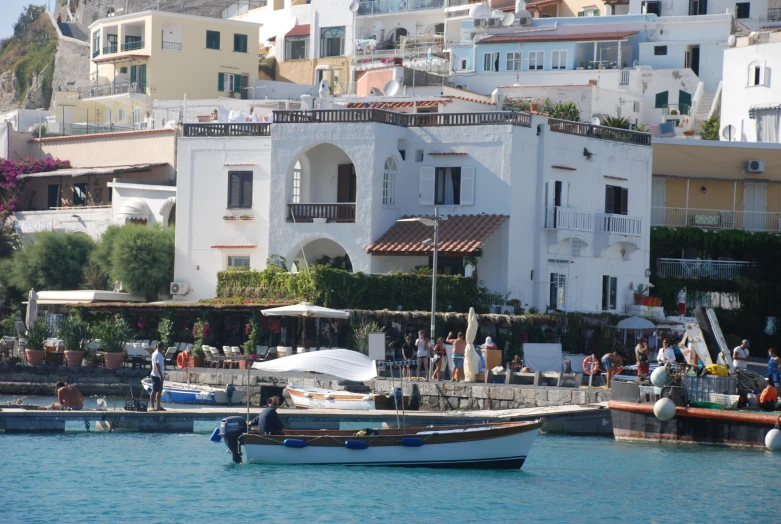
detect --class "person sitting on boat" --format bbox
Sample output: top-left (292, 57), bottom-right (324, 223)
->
top-left (47, 381), bottom-right (83, 410)
top-left (601, 352), bottom-right (623, 388)
top-left (401, 335), bottom-right (416, 380)
top-left (732, 340), bottom-right (750, 370)
top-left (767, 348), bottom-right (781, 387)
top-left (249, 396), bottom-right (284, 435)
top-left (446, 331), bottom-right (466, 382)
top-left (657, 339), bottom-right (676, 365)
top-left (759, 383), bottom-right (778, 411)
top-left (635, 338), bottom-right (650, 381)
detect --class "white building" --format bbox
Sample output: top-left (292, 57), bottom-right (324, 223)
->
top-left (174, 109), bottom-right (652, 313)
top-left (720, 31), bottom-right (781, 143)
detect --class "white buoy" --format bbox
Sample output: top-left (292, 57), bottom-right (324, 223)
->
top-left (651, 367), bottom-right (671, 387)
top-left (766, 428), bottom-right (781, 451)
top-left (654, 398), bottom-right (676, 421)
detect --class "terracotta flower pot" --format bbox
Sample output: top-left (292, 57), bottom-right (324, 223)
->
top-left (191, 355), bottom-right (204, 368)
top-left (634, 294), bottom-right (645, 305)
top-left (64, 350), bottom-right (85, 368)
top-left (239, 359), bottom-right (252, 369)
top-left (103, 352), bottom-right (125, 369)
top-left (25, 349), bottom-right (45, 366)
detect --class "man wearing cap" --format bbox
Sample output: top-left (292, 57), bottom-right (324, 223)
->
top-left (733, 340), bottom-right (751, 370)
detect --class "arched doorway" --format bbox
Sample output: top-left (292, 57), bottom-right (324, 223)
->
top-left (289, 238), bottom-right (353, 273)
top-left (287, 143), bottom-right (356, 223)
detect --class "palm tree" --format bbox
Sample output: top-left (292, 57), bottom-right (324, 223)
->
top-left (600, 116), bottom-right (631, 129)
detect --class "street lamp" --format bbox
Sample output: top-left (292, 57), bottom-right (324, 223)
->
top-left (398, 207), bottom-right (446, 377)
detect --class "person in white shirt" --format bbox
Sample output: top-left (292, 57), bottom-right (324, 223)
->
top-left (732, 340), bottom-right (750, 370)
top-left (150, 342), bottom-right (166, 411)
top-left (657, 339), bottom-right (676, 364)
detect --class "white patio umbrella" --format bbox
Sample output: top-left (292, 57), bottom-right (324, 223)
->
top-left (615, 316), bottom-right (655, 330)
top-left (463, 307), bottom-right (480, 382)
top-left (25, 289), bottom-right (38, 330)
top-left (261, 302), bottom-right (350, 350)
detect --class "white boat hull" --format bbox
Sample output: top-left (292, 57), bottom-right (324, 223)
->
top-left (287, 385), bottom-right (377, 411)
top-left (243, 423), bottom-right (540, 469)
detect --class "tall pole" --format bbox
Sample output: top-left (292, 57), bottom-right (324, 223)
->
top-left (430, 206), bottom-right (439, 379)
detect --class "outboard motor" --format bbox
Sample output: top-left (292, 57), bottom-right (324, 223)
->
top-left (220, 416), bottom-right (247, 463)
top-left (225, 384), bottom-right (236, 406)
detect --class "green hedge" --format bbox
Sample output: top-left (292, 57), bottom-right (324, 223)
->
top-left (215, 266), bottom-right (489, 312)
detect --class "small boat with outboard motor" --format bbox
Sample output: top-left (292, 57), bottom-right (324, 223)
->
top-left (141, 379), bottom-right (244, 405)
top-left (286, 384), bottom-right (397, 410)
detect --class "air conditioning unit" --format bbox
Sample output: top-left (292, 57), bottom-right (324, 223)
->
top-left (746, 159), bottom-right (765, 173)
top-left (474, 18), bottom-right (486, 27)
top-left (518, 16), bottom-right (531, 25)
top-left (170, 282), bottom-right (190, 295)
top-left (114, 281), bottom-right (124, 292)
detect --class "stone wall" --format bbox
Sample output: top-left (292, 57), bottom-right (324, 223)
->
top-left (0, 364), bottom-right (149, 396)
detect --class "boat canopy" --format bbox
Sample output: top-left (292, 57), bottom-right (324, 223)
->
top-left (251, 348), bottom-right (377, 382)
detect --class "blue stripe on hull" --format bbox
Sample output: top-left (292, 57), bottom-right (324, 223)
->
top-left (248, 456), bottom-right (527, 470)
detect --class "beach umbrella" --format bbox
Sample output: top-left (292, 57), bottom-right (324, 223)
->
top-left (615, 316), bottom-right (655, 329)
top-left (25, 289), bottom-right (38, 330)
top-left (260, 302), bottom-right (350, 319)
top-left (463, 307), bottom-right (480, 382)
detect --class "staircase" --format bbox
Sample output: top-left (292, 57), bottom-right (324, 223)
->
top-left (693, 91), bottom-right (716, 131)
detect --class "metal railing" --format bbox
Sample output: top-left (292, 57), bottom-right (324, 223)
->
top-left (543, 206), bottom-right (594, 232)
top-left (620, 69), bottom-right (630, 85)
top-left (651, 206), bottom-right (781, 232)
top-left (662, 104), bottom-right (691, 116)
top-left (549, 119), bottom-right (652, 146)
top-left (121, 40), bottom-right (144, 51)
top-left (92, 48), bottom-right (99, 58)
top-left (162, 41), bottom-right (181, 51)
top-left (288, 203), bottom-right (356, 223)
top-left (76, 82), bottom-right (146, 99)
top-left (273, 109), bottom-right (531, 127)
top-left (103, 44), bottom-right (118, 54)
top-left (357, 0), bottom-right (445, 15)
top-left (657, 258), bottom-right (753, 280)
top-left (182, 123), bottom-right (271, 137)
top-left (595, 213), bottom-right (642, 236)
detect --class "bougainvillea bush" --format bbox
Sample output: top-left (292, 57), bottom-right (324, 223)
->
top-left (0, 157), bottom-right (70, 219)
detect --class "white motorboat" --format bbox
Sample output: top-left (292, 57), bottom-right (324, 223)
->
top-left (286, 384), bottom-right (389, 410)
top-left (227, 419), bottom-right (542, 469)
top-left (141, 378), bottom-right (244, 405)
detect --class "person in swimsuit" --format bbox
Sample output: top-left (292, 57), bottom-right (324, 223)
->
top-left (48, 381), bottom-right (83, 410)
top-left (635, 338), bottom-right (650, 380)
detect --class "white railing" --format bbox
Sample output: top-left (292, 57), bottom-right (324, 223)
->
top-left (657, 258), bottom-right (753, 280)
top-left (357, 0), bottom-right (445, 15)
top-left (651, 206), bottom-right (781, 232)
top-left (595, 213), bottom-right (642, 236)
top-left (543, 206), bottom-right (594, 232)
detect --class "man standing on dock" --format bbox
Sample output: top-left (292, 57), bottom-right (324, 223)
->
top-left (249, 396), bottom-right (284, 435)
top-left (150, 342), bottom-right (166, 412)
top-left (733, 340), bottom-right (750, 370)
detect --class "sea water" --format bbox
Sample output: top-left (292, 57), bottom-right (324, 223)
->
top-left (1, 397), bottom-right (780, 523)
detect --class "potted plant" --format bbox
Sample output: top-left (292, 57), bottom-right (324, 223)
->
top-left (24, 319), bottom-right (49, 366)
top-left (59, 312), bottom-right (90, 367)
top-left (241, 315), bottom-right (265, 369)
top-left (670, 109), bottom-right (679, 115)
top-left (190, 319), bottom-right (210, 367)
top-left (530, 99), bottom-right (540, 112)
top-left (91, 315), bottom-right (133, 369)
top-left (157, 318), bottom-right (174, 351)
top-left (577, 61), bottom-right (585, 70)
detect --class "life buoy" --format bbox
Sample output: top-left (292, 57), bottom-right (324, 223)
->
top-left (177, 351), bottom-right (190, 369)
top-left (583, 355), bottom-right (599, 375)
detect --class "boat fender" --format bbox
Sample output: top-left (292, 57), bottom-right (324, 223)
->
top-left (766, 428), bottom-right (781, 452)
top-left (400, 437), bottom-right (425, 447)
top-left (344, 440), bottom-right (369, 450)
top-left (651, 367), bottom-right (671, 388)
top-left (284, 438), bottom-right (308, 448)
top-left (323, 394), bottom-right (334, 400)
top-left (653, 398), bottom-right (676, 421)
top-left (304, 393), bottom-right (313, 398)
top-left (225, 384), bottom-right (235, 406)
top-left (362, 396), bottom-right (373, 401)
top-left (210, 428), bottom-right (222, 443)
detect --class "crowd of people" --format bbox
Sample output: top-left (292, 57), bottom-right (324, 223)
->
top-left (399, 330), bottom-right (497, 382)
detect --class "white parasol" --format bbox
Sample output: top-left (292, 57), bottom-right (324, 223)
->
top-left (25, 289), bottom-right (38, 330)
top-left (615, 316), bottom-right (655, 329)
top-left (251, 348), bottom-right (377, 382)
top-left (463, 307), bottom-right (480, 382)
top-left (261, 302), bottom-right (350, 319)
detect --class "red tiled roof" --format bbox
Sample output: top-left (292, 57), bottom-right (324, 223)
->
top-left (366, 214), bottom-right (508, 256)
top-left (428, 152), bottom-right (468, 156)
top-left (344, 100), bottom-right (447, 108)
top-left (286, 24), bottom-right (310, 37)
top-left (448, 95), bottom-right (494, 105)
top-left (211, 245), bottom-right (257, 249)
top-left (479, 31), bottom-right (637, 44)
top-left (526, 0), bottom-right (561, 7)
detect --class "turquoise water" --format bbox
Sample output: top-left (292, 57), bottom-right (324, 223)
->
top-left (2, 397), bottom-right (780, 523)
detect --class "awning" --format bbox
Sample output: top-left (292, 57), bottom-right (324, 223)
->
top-left (16, 163), bottom-right (167, 180)
top-left (159, 196), bottom-right (176, 215)
top-left (286, 24), bottom-right (310, 37)
top-left (478, 31), bottom-right (637, 44)
top-left (117, 198), bottom-right (151, 221)
top-left (315, 64), bottom-right (333, 71)
top-left (26, 290), bottom-right (146, 305)
top-left (366, 214), bottom-right (509, 256)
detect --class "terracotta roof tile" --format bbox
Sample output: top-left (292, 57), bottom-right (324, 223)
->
top-left (448, 95), bottom-right (495, 105)
top-left (428, 152), bottom-right (468, 156)
top-left (344, 100), bottom-right (447, 108)
top-left (479, 31), bottom-right (637, 44)
top-left (286, 24), bottom-right (310, 37)
top-left (211, 245), bottom-right (257, 249)
top-left (366, 214), bottom-right (508, 256)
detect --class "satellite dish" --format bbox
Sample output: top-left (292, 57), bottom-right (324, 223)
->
top-left (722, 124), bottom-right (736, 141)
top-left (502, 12), bottom-right (515, 26)
top-left (590, 117), bottom-right (601, 126)
top-left (384, 79), bottom-right (400, 97)
top-left (349, 0), bottom-right (360, 12)
top-left (369, 87), bottom-right (384, 96)
top-left (469, 3), bottom-right (492, 19)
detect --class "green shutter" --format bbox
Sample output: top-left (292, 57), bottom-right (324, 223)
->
top-left (577, 10), bottom-right (584, 15)
top-left (234, 73), bottom-right (241, 93)
top-left (139, 64), bottom-right (147, 92)
top-left (655, 91), bottom-right (668, 109)
top-left (679, 90), bottom-right (692, 114)
top-left (218, 72), bottom-right (224, 92)
top-left (130, 66), bottom-right (136, 84)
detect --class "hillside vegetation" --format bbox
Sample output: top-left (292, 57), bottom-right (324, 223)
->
top-left (0, 4), bottom-right (57, 108)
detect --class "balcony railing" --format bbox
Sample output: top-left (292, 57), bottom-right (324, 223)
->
top-left (662, 104), bottom-right (691, 116)
top-left (287, 203), bottom-right (356, 223)
top-left (657, 258), bottom-right (753, 280)
top-left (92, 48), bottom-right (99, 58)
top-left (121, 40), bottom-right (144, 51)
top-left (651, 207), bottom-right (781, 232)
top-left (182, 123), bottom-right (271, 137)
top-left (549, 119), bottom-right (651, 146)
top-left (595, 213), bottom-right (642, 236)
top-left (77, 82), bottom-right (146, 99)
top-left (273, 109), bottom-right (531, 127)
top-left (543, 206), bottom-right (594, 232)
top-left (357, 0), bottom-right (445, 15)
top-left (103, 44), bottom-right (117, 54)
top-left (162, 40), bottom-right (181, 51)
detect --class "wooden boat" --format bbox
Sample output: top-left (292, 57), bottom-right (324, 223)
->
top-left (240, 420), bottom-right (542, 469)
top-left (141, 378), bottom-right (244, 405)
top-left (286, 384), bottom-right (386, 410)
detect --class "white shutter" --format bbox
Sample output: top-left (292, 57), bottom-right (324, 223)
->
top-left (419, 167), bottom-right (435, 205)
top-left (460, 167), bottom-right (475, 206)
top-left (560, 181), bottom-right (569, 207)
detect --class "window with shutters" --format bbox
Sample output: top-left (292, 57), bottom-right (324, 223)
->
top-left (604, 185), bottom-right (628, 215)
top-left (654, 91), bottom-right (668, 109)
top-left (218, 72), bottom-right (242, 93)
top-left (528, 51), bottom-right (543, 70)
top-left (748, 62), bottom-right (766, 87)
top-left (292, 161), bottom-right (302, 203)
top-left (435, 167), bottom-right (461, 205)
top-left (506, 52), bottom-right (520, 71)
top-left (227, 171), bottom-right (253, 209)
top-left (206, 30), bottom-right (220, 50)
top-left (601, 275), bottom-right (617, 311)
top-left (382, 157), bottom-right (397, 207)
top-left (234, 33), bottom-right (248, 53)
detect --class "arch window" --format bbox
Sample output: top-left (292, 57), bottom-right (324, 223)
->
top-left (292, 161), bottom-right (302, 203)
top-left (383, 157), bottom-right (397, 207)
